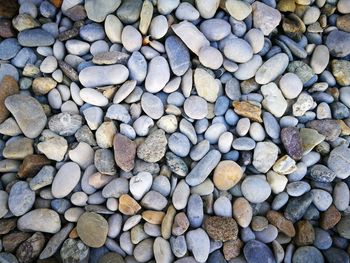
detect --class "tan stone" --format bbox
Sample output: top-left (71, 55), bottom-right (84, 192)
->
top-left (223, 239), bottom-right (243, 260)
top-left (76, 212), bottom-right (108, 248)
top-left (213, 160), bottom-right (243, 190)
top-left (233, 197), bottom-right (253, 228)
top-left (119, 194), bottom-right (141, 216)
top-left (161, 205), bottom-right (176, 239)
top-left (232, 101), bottom-right (262, 122)
top-left (204, 216), bottom-right (238, 242)
top-left (32, 77), bottom-right (57, 95)
top-left (277, 0), bottom-right (296, 12)
top-left (142, 210), bottom-right (165, 224)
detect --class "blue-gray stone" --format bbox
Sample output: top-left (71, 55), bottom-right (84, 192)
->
top-left (326, 30), bottom-right (350, 58)
top-left (263, 111), bottom-right (280, 140)
top-left (40, 1), bottom-right (57, 18)
top-left (187, 194), bottom-right (203, 228)
top-left (51, 199), bottom-right (71, 214)
top-left (186, 150), bottom-right (221, 186)
top-left (292, 246), bottom-right (324, 263)
top-left (313, 228), bottom-right (332, 250)
top-left (18, 29), bottom-right (55, 47)
top-left (79, 23), bottom-right (106, 42)
top-left (215, 96), bottom-right (230, 116)
top-left (207, 250), bottom-right (227, 263)
top-left (284, 192), bottom-right (314, 222)
top-left (165, 36), bottom-right (190, 76)
top-left (0, 38), bottom-right (21, 60)
top-left (323, 248), bottom-right (349, 263)
top-left (11, 48), bottom-right (37, 68)
top-left (243, 240), bottom-right (276, 263)
top-left (0, 63), bottom-right (19, 81)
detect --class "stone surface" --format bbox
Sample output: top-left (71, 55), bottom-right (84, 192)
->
top-left (213, 160), bottom-right (242, 190)
top-left (77, 212), bottom-right (108, 248)
top-left (137, 129), bottom-right (167, 163)
top-left (5, 94), bottom-right (46, 139)
top-left (113, 133), bottom-right (136, 172)
top-left (18, 209), bottom-right (61, 233)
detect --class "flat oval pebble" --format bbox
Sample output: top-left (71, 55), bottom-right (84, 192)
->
top-left (141, 92), bottom-right (164, 119)
top-left (224, 38), bottom-right (253, 63)
top-left (241, 175), bottom-right (272, 203)
top-left (79, 65), bottom-right (129, 88)
top-left (51, 162), bottom-right (81, 198)
top-left (145, 56), bottom-right (170, 93)
top-left (255, 53), bottom-right (289, 84)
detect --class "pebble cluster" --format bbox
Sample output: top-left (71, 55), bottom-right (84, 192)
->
top-left (0, 0), bottom-right (350, 262)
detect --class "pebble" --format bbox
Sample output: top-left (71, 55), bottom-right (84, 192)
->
top-left (186, 228), bottom-right (210, 263)
top-left (327, 145), bottom-right (350, 179)
top-left (252, 1), bottom-right (282, 35)
top-left (194, 68), bottom-right (220, 103)
top-left (172, 21), bottom-right (210, 55)
top-left (51, 162), bottom-right (81, 198)
top-left (137, 129), bottom-right (167, 163)
top-left (241, 175), bottom-right (272, 203)
top-left (224, 38), bottom-right (253, 63)
top-left (85, 0), bottom-right (120, 22)
top-left (326, 30), bottom-right (350, 58)
top-left (77, 212), bottom-right (108, 248)
top-left (255, 53), bottom-right (289, 84)
top-left (165, 36), bottom-right (190, 76)
top-left (292, 246), bottom-right (324, 263)
top-left (8, 181), bottom-right (35, 216)
top-left (261, 82), bottom-right (288, 118)
top-left (233, 198), bottom-right (253, 228)
top-left (130, 172), bottom-right (153, 200)
top-left (253, 142), bottom-right (279, 173)
top-left (79, 65), bottom-right (129, 88)
top-left (279, 73), bottom-right (303, 99)
top-left (117, 0), bottom-right (142, 24)
top-left (5, 94), bottom-right (46, 139)
top-left (145, 56), bottom-right (170, 93)
top-left (175, 2), bottom-right (199, 21)
top-left (198, 46), bottom-right (223, 70)
top-left (186, 150), bottom-right (221, 186)
top-left (141, 92), bottom-right (164, 119)
top-left (226, 0), bottom-right (252, 21)
top-left (121, 25), bottom-right (142, 52)
top-left (18, 209), bottom-right (61, 233)
top-left (18, 28), bottom-right (55, 47)
top-left (243, 240), bottom-right (275, 263)
top-left (168, 132), bottom-right (191, 157)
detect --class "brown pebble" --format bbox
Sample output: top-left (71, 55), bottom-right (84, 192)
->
top-left (3, 232), bottom-right (31, 252)
top-left (113, 133), bottom-right (136, 172)
top-left (232, 101), bottom-right (262, 122)
top-left (18, 154), bottom-right (51, 178)
top-left (320, 205), bottom-right (341, 230)
top-left (0, 75), bottom-right (19, 123)
top-left (0, 18), bottom-right (15, 38)
top-left (337, 14), bottom-right (350, 32)
top-left (267, 210), bottom-right (296, 237)
top-left (119, 194), bottom-right (141, 216)
top-left (203, 216), bottom-right (238, 242)
top-left (77, 212), bottom-right (108, 248)
top-left (50, 0), bottom-right (62, 8)
top-left (294, 220), bottom-right (315, 246)
top-left (223, 239), bottom-right (243, 260)
top-left (0, 0), bottom-right (19, 18)
top-left (0, 218), bottom-right (17, 235)
top-left (172, 212), bottom-right (190, 236)
top-left (161, 204), bottom-right (176, 239)
top-left (16, 232), bottom-right (45, 263)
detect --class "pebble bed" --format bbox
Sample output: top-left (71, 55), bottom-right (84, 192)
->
top-left (0, 0), bottom-right (350, 262)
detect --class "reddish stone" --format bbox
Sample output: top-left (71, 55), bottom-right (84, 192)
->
top-left (113, 133), bottom-right (136, 172)
top-left (0, 18), bottom-right (16, 38)
top-left (0, 0), bottom-right (19, 18)
top-left (18, 155), bottom-right (50, 178)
